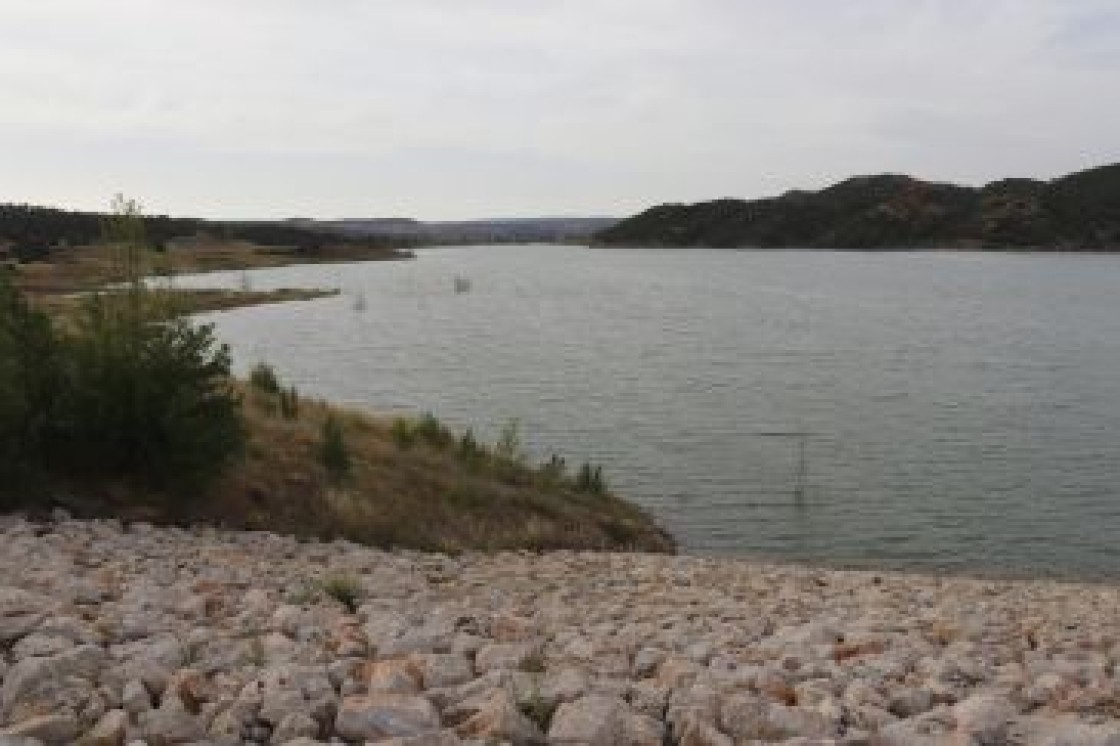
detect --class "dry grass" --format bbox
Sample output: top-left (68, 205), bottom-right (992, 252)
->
top-left (187, 388), bottom-right (675, 553)
top-left (49, 385), bottom-right (675, 553)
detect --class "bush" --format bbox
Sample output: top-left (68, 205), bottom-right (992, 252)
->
top-left (278, 385), bottom-right (299, 420)
top-left (249, 362), bottom-right (281, 394)
top-left (390, 417), bottom-right (415, 449)
top-left (319, 415), bottom-right (351, 484)
top-left (249, 362), bottom-right (299, 420)
top-left (57, 298), bottom-right (244, 493)
top-left (415, 412), bottom-right (453, 448)
top-left (457, 428), bottom-right (484, 466)
top-left (0, 196), bottom-right (246, 503)
top-left (0, 272), bottom-right (64, 499)
top-left (576, 462), bottom-right (607, 495)
top-left (320, 573), bottom-right (362, 613)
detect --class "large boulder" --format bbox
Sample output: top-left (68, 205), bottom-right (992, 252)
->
top-left (454, 689), bottom-right (543, 745)
top-left (334, 693), bottom-right (441, 742)
top-left (0, 587), bottom-right (49, 646)
top-left (547, 694), bottom-right (626, 745)
top-left (137, 698), bottom-right (207, 745)
top-left (474, 642), bottom-right (539, 675)
top-left (410, 653), bottom-right (474, 689)
top-left (79, 708), bottom-right (128, 746)
top-left (0, 645), bottom-right (107, 725)
top-left (0, 713), bottom-right (79, 745)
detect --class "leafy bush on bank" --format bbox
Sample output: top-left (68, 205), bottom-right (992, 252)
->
top-left (0, 197), bottom-right (244, 505)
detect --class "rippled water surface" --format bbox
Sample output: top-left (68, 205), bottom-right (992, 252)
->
top-left (179, 245), bottom-right (1120, 577)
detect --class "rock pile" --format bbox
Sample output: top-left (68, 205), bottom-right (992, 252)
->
top-left (1, 515), bottom-right (1118, 744)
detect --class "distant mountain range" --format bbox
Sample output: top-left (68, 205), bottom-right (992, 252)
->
top-left (290, 217), bottom-right (618, 245)
top-left (595, 163), bottom-right (1120, 250)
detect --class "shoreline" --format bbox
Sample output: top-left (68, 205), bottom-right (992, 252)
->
top-left (688, 550), bottom-right (1120, 590)
top-left (2, 516), bottom-right (1117, 744)
top-left (13, 239), bottom-right (414, 318)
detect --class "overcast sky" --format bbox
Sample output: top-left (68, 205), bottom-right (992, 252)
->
top-left (1, 0), bottom-right (1117, 220)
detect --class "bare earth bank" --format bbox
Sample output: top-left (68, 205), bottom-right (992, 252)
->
top-left (1, 516), bottom-right (1118, 745)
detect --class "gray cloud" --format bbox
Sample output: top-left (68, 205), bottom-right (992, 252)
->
top-left (0, 0), bottom-right (1116, 219)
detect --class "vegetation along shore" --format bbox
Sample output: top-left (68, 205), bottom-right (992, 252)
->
top-left (0, 197), bottom-right (671, 555)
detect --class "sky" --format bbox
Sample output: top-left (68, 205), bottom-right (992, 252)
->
top-left (1, 0), bottom-right (1117, 220)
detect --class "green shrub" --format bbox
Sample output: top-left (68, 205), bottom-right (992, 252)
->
top-left (520, 694), bottom-right (558, 732)
top-left (0, 197), bottom-right (246, 501)
top-left (58, 298), bottom-right (245, 493)
top-left (390, 417), bottom-right (415, 449)
top-left (576, 462), bottom-right (607, 495)
top-left (249, 362), bottom-right (281, 394)
top-left (416, 412), bottom-right (453, 448)
top-left (278, 385), bottom-right (299, 420)
top-left (457, 428), bottom-right (484, 465)
top-left (319, 415), bottom-right (351, 483)
top-left (320, 573), bottom-right (362, 613)
top-left (0, 278), bottom-right (245, 498)
top-left (0, 272), bottom-right (64, 499)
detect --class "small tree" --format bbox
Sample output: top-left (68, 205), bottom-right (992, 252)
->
top-left (249, 362), bottom-right (281, 394)
top-left (60, 303), bottom-right (244, 492)
top-left (576, 462), bottom-right (607, 495)
top-left (319, 415), bottom-right (351, 484)
top-left (56, 196), bottom-right (245, 493)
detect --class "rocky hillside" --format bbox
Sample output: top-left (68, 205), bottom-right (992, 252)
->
top-left (2, 516), bottom-right (1119, 744)
top-left (596, 163), bottom-right (1120, 250)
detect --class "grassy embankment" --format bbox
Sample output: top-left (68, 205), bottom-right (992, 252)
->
top-left (199, 379), bottom-right (675, 552)
top-left (11, 239), bottom-right (675, 554)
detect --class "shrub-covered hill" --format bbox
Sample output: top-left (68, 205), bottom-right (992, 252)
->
top-left (596, 162), bottom-right (1120, 250)
top-left (0, 202), bottom-right (409, 262)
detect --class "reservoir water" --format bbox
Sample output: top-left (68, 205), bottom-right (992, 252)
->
top-left (178, 245), bottom-right (1120, 578)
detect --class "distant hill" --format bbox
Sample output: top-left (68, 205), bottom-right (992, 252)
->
top-left (595, 163), bottom-right (1120, 250)
top-left (298, 217), bottom-right (619, 244)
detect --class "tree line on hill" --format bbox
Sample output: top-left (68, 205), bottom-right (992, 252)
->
top-left (595, 162), bottom-right (1120, 250)
top-left (0, 203), bottom-right (404, 261)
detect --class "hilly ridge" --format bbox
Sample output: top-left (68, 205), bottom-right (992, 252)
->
top-left (596, 163), bottom-right (1120, 250)
top-left (296, 216), bottom-right (618, 244)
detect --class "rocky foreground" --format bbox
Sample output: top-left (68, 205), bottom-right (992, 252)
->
top-left (1, 517), bottom-right (1118, 745)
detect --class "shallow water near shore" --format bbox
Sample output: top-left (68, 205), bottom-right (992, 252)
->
top-left (178, 245), bottom-right (1120, 579)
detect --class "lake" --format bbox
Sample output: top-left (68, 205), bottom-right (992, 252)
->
top-left (177, 245), bottom-right (1120, 578)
